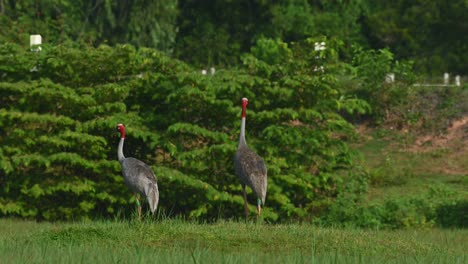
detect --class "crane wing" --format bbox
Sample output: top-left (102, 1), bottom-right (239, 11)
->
top-left (122, 158), bottom-right (157, 181)
top-left (121, 157), bottom-right (158, 195)
top-left (234, 145), bottom-right (267, 203)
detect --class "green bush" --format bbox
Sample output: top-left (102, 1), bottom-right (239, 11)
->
top-left (346, 46), bottom-right (416, 123)
top-left (0, 41), bottom-right (370, 221)
top-left (320, 182), bottom-right (465, 229)
top-left (436, 200), bottom-right (468, 228)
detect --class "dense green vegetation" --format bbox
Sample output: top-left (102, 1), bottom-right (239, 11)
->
top-left (1, 219), bottom-right (466, 263)
top-left (1, 40), bottom-right (466, 227)
top-left (1, 0), bottom-right (467, 73)
top-left (0, 39), bottom-right (373, 221)
top-left (0, 1), bottom-right (466, 227)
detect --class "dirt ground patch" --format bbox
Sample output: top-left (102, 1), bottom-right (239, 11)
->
top-left (356, 116), bottom-right (468, 176)
top-left (408, 116), bottom-right (467, 175)
top-left (412, 116), bottom-right (468, 152)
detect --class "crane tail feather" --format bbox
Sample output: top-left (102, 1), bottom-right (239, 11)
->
top-left (146, 183), bottom-right (159, 214)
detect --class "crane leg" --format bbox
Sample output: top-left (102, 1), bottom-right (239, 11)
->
top-left (135, 194), bottom-right (142, 221)
top-left (257, 199), bottom-right (262, 218)
top-left (138, 205), bottom-right (142, 221)
top-left (242, 185), bottom-right (249, 220)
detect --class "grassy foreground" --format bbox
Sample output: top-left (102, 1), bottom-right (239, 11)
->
top-left (0, 218), bottom-right (466, 263)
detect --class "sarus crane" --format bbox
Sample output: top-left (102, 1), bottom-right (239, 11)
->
top-left (116, 124), bottom-right (159, 220)
top-left (234, 98), bottom-right (267, 219)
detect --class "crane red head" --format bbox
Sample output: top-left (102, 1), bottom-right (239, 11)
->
top-left (241, 97), bottom-right (248, 118)
top-left (116, 123), bottom-right (126, 139)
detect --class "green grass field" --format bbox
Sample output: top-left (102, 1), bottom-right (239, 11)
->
top-left (1, 89), bottom-right (466, 263)
top-left (0, 218), bottom-right (466, 263)
top-left (1, 126), bottom-right (466, 263)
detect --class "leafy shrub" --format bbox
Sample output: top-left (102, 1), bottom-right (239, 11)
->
top-left (347, 46), bottom-right (416, 123)
top-left (0, 40), bottom-right (370, 221)
top-left (402, 85), bottom-right (468, 134)
top-left (436, 200), bottom-right (468, 228)
top-left (250, 38), bottom-right (292, 65)
top-left (367, 153), bottom-right (414, 187)
top-left (320, 183), bottom-right (465, 229)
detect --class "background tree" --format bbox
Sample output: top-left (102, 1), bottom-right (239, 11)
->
top-left (0, 39), bottom-right (370, 221)
top-left (1, 0), bottom-right (466, 73)
top-left (0, 0), bottom-right (465, 223)
top-left (174, 0), bottom-right (272, 67)
top-left (173, 0), bottom-right (369, 66)
top-left (362, 0), bottom-right (468, 74)
top-left (0, 44), bottom-right (158, 220)
top-left (0, 0), bottom-right (178, 53)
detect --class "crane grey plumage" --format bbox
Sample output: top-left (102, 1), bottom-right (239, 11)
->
top-left (117, 124), bottom-right (159, 219)
top-left (234, 145), bottom-right (267, 204)
top-left (234, 97), bottom-right (267, 219)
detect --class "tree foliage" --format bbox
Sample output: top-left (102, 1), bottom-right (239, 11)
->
top-left (0, 44), bottom-right (157, 220)
top-left (0, 40), bottom-right (371, 221)
top-left (0, 0), bottom-right (178, 53)
top-left (363, 0), bottom-right (468, 74)
top-left (346, 46), bottom-right (416, 121)
top-left (1, 0), bottom-right (465, 73)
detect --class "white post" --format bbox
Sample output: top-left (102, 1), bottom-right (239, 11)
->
top-left (30, 34), bottom-right (42, 52)
top-left (385, 73), bottom-right (395, 83)
top-left (443, 73), bottom-right (449, 85)
top-left (455, 75), bottom-right (461, 86)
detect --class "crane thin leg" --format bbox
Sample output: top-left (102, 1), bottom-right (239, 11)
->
top-left (135, 193), bottom-right (142, 221)
top-left (257, 199), bottom-right (262, 218)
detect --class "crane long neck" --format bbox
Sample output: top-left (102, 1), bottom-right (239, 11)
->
top-left (239, 117), bottom-right (247, 147)
top-left (118, 138), bottom-right (125, 162)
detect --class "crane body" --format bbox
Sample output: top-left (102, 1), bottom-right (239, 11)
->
top-left (234, 98), bottom-right (267, 219)
top-left (117, 124), bottom-right (159, 220)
